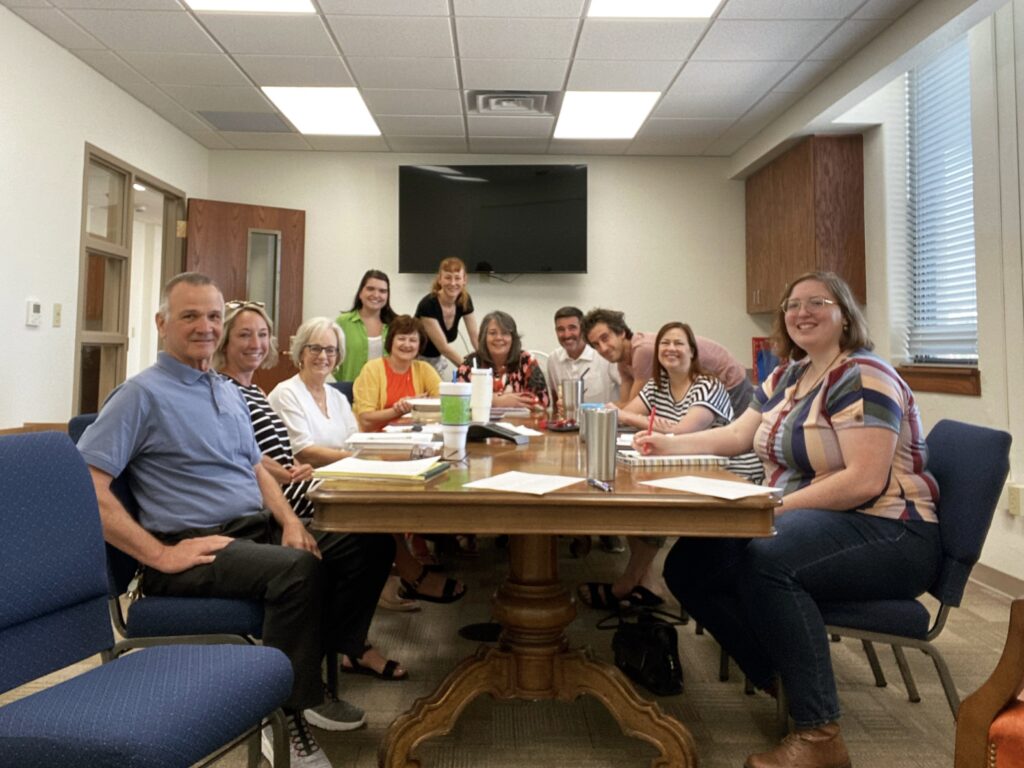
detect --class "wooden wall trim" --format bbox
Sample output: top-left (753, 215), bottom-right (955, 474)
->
top-left (896, 365), bottom-right (981, 396)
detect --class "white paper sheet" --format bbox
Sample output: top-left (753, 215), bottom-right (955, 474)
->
top-left (347, 432), bottom-right (434, 445)
top-left (617, 434), bottom-right (636, 447)
top-left (640, 475), bottom-right (782, 500)
top-left (314, 455), bottom-right (443, 479)
top-left (495, 422), bottom-right (543, 437)
top-left (462, 471), bottom-right (584, 496)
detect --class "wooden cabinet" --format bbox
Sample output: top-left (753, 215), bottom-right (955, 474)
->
top-left (745, 135), bottom-right (865, 313)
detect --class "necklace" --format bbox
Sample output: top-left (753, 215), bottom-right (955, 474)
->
top-left (793, 350), bottom-right (845, 400)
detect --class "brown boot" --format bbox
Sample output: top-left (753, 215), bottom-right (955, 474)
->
top-left (745, 722), bottom-right (851, 768)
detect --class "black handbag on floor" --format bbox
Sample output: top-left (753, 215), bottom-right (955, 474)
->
top-left (598, 608), bottom-right (684, 696)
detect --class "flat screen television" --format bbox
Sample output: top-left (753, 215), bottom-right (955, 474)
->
top-left (398, 164), bottom-right (587, 274)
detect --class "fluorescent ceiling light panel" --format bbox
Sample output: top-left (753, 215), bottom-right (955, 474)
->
top-left (262, 87), bottom-right (380, 136)
top-left (184, 0), bottom-right (314, 11)
top-left (554, 91), bottom-right (659, 140)
top-left (588, 0), bottom-right (721, 18)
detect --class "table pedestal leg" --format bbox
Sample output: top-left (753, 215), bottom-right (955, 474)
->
top-left (378, 534), bottom-right (697, 768)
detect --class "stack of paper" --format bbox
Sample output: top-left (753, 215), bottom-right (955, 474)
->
top-left (346, 432), bottom-right (437, 453)
top-left (314, 456), bottom-right (449, 483)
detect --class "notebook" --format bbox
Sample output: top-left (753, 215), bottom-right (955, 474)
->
top-left (616, 450), bottom-right (729, 469)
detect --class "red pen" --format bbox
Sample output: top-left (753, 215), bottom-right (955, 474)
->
top-left (647, 405), bottom-right (656, 436)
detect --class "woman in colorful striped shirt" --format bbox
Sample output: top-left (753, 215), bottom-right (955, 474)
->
top-left (636, 272), bottom-right (939, 768)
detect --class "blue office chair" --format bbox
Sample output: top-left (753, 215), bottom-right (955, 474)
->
top-left (69, 414), bottom-right (265, 656)
top-left (0, 432), bottom-right (293, 768)
top-left (329, 379), bottom-right (354, 405)
top-left (819, 419), bottom-right (1012, 718)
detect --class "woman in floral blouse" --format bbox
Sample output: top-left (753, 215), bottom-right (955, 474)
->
top-left (456, 310), bottom-right (549, 411)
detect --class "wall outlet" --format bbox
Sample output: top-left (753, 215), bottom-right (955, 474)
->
top-left (52, 303), bottom-right (62, 327)
top-left (1009, 484), bottom-right (1024, 517)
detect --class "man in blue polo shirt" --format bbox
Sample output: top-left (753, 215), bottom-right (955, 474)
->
top-left (78, 272), bottom-right (393, 768)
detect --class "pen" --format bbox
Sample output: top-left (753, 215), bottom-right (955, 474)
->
top-left (587, 478), bottom-right (613, 493)
top-left (647, 405), bottom-right (656, 436)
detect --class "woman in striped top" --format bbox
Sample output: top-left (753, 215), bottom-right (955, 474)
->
top-left (215, 301), bottom-right (411, 683)
top-left (636, 273), bottom-right (940, 768)
top-left (580, 322), bottom-right (763, 611)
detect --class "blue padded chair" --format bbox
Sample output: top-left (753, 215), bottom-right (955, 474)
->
top-left (68, 414), bottom-right (266, 657)
top-left (329, 379), bottom-right (354, 405)
top-left (0, 431), bottom-right (293, 768)
top-left (819, 419), bottom-right (1013, 718)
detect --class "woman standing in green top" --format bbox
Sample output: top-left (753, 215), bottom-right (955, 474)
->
top-left (334, 270), bottom-right (396, 382)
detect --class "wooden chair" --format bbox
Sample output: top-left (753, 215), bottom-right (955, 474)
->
top-left (955, 598), bottom-right (1024, 768)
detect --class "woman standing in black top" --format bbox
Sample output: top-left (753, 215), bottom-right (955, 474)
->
top-left (415, 257), bottom-right (479, 380)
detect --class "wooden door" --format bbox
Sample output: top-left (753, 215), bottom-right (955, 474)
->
top-left (185, 198), bottom-right (304, 391)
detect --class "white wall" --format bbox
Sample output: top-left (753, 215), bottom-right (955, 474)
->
top-left (0, 7), bottom-right (208, 428)
top-left (206, 152), bottom-right (767, 370)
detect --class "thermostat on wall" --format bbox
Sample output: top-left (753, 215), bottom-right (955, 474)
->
top-left (26, 299), bottom-right (42, 328)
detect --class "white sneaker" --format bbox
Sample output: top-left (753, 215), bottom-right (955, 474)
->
top-left (261, 712), bottom-right (332, 768)
top-left (303, 685), bottom-right (367, 732)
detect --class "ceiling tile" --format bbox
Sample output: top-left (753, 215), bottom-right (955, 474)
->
top-left (467, 114), bottom-right (554, 137)
top-left (220, 132), bottom-right (312, 150)
top-left (468, 137), bottom-right (551, 153)
top-left (853, 0), bottom-right (919, 20)
top-left (773, 59), bottom-right (840, 92)
top-left (637, 117), bottom-right (734, 140)
top-left (161, 83), bottom-right (274, 112)
top-left (11, 7), bottom-right (104, 49)
top-left (691, 19), bottom-right (839, 60)
top-left (197, 111), bottom-right (292, 132)
top-left (328, 15), bottom-right (454, 57)
top-left (233, 55), bottom-right (354, 87)
top-left (362, 89), bottom-right (463, 116)
top-left (703, 89), bottom-right (800, 154)
top-left (198, 13), bottom-right (336, 56)
top-left (455, 17), bottom-right (578, 59)
top-left (305, 135), bottom-right (390, 150)
top-left (319, 0), bottom-right (448, 14)
top-left (50, 0), bottom-right (180, 8)
top-left (454, 0), bottom-right (584, 17)
top-left (377, 114), bottom-right (465, 136)
top-left (549, 139), bottom-right (629, 154)
top-left (808, 18), bottom-right (890, 60)
top-left (627, 135), bottom-right (717, 155)
top-left (567, 59), bottom-right (680, 91)
top-left (113, 78), bottom-right (213, 131)
top-left (0, 0), bottom-right (50, 7)
top-left (719, 0), bottom-right (864, 20)
top-left (656, 60), bottom-right (793, 118)
top-left (119, 52), bottom-right (248, 86)
top-left (62, 9), bottom-right (220, 53)
top-left (461, 58), bottom-right (568, 91)
top-left (72, 49), bottom-right (150, 86)
top-left (576, 19), bottom-right (706, 61)
top-left (185, 129), bottom-right (235, 149)
top-left (387, 136), bottom-right (469, 152)
top-left (346, 57), bottom-right (459, 89)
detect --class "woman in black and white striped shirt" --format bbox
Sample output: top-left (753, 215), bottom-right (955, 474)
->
top-left (579, 322), bottom-right (762, 610)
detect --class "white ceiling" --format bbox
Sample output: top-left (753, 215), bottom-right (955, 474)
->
top-left (3, 0), bottom-right (922, 155)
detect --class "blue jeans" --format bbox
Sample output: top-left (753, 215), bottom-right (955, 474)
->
top-left (663, 509), bottom-right (941, 728)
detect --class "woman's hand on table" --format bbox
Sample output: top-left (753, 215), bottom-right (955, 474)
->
top-left (494, 392), bottom-right (537, 408)
top-left (633, 431), bottom-right (679, 455)
top-left (392, 396), bottom-right (413, 416)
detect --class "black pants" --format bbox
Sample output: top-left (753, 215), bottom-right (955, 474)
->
top-left (143, 511), bottom-right (394, 710)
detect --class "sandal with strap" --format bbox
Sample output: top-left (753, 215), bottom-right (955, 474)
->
top-left (625, 585), bottom-right (665, 608)
top-left (578, 582), bottom-right (625, 610)
top-left (399, 566), bottom-right (466, 604)
top-left (342, 648), bottom-right (408, 681)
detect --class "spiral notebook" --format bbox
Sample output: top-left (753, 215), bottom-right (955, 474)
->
top-left (616, 450), bottom-right (728, 469)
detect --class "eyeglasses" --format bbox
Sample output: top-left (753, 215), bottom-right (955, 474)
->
top-left (781, 296), bottom-right (837, 314)
top-left (304, 344), bottom-right (339, 358)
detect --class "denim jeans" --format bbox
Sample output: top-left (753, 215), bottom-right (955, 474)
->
top-left (663, 508), bottom-right (941, 728)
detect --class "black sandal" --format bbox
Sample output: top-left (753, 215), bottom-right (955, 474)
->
top-left (578, 582), bottom-right (624, 610)
top-left (625, 585), bottom-right (665, 608)
top-left (399, 566), bottom-right (466, 604)
top-left (342, 647), bottom-right (408, 681)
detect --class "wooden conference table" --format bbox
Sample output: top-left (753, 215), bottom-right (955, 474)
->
top-left (310, 425), bottom-right (777, 768)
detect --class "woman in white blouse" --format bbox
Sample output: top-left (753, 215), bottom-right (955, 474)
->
top-left (269, 317), bottom-right (357, 466)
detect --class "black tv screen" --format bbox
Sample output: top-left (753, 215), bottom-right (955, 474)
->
top-left (398, 164), bottom-right (587, 274)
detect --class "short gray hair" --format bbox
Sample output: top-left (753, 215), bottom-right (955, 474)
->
top-left (158, 272), bottom-right (217, 320)
top-left (290, 317), bottom-right (345, 369)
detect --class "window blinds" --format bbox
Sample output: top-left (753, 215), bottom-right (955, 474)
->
top-left (906, 35), bottom-right (978, 364)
